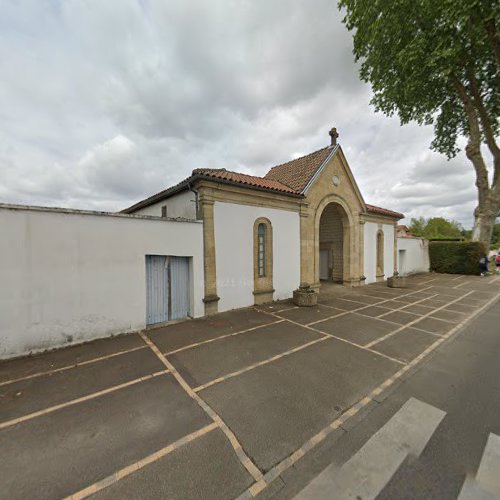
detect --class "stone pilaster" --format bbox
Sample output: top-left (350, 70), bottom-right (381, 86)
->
top-left (299, 203), bottom-right (316, 288)
top-left (393, 221), bottom-right (398, 276)
top-left (359, 219), bottom-right (366, 285)
top-left (200, 195), bottom-right (219, 315)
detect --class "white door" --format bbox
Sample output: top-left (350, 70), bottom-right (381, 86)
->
top-left (320, 250), bottom-right (329, 280)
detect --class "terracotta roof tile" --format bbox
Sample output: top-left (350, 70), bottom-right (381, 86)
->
top-left (192, 168), bottom-right (298, 195)
top-left (264, 147), bottom-right (332, 192)
top-left (366, 204), bottom-right (404, 219)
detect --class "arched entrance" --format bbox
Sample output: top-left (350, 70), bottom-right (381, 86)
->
top-left (317, 202), bottom-right (350, 283)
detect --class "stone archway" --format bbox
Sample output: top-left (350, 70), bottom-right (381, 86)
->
top-left (313, 195), bottom-right (358, 287)
top-left (319, 204), bottom-right (346, 282)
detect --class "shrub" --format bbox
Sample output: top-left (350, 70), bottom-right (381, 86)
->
top-left (429, 241), bottom-right (486, 275)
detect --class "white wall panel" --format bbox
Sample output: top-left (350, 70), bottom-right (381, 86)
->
top-left (397, 237), bottom-right (430, 275)
top-left (214, 202), bottom-right (300, 311)
top-left (0, 205), bottom-right (203, 359)
top-left (133, 190), bottom-right (197, 219)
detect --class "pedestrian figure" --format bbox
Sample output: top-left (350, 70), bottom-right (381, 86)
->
top-left (479, 254), bottom-right (489, 276)
top-left (495, 253), bottom-right (500, 274)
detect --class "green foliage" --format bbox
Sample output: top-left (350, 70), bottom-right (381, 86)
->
top-left (338, 0), bottom-right (500, 159)
top-left (492, 222), bottom-right (500, 244)
top-left (429, 241), bottom-right (486, 275)
top-left (409, 217), bottom-right (463, 239)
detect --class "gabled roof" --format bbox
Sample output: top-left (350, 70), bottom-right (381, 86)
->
top-left (121, 167), bottom-right (301, 213)
top-left (192, 168), bottom-right (297, 195)
top-left (264, 147), bottom-right (332, 192)
top-left (122, 139), bottom-right (404, 220)
top-left (366, 204), bottom-right (404, 219)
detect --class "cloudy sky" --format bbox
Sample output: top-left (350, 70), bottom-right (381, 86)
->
top-left (0, 0), bottom-right (481, 226)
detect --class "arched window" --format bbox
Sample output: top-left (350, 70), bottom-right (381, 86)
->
top-left (376, 230), bottom-right (384, 278)
top-left (253, 218), bottom-right (274, 304)
top-left (257, 223), bottom-right (266, 277)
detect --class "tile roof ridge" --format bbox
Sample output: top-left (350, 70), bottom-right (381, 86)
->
top-left (265, 145), bottom-right (331, 175)
top-left (193, 167), bottom-right (262, 178)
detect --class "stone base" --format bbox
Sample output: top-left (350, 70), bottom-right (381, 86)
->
top-left (293, 288), bottom-right (318, 307)
top-left (203, 294), bottom-right (220, 315)
top-left (387, 276), bottom-right (407, 288)
top-left (253, 288), bottom-right (275, 305)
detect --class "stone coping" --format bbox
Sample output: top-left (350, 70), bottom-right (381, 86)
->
top-left (0, 202), bottom-right (201, 224)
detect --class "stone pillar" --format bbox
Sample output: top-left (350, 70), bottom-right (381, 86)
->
top-left (200, 195), bottom-right (219, 315)
top-left (359, 219), bottom-right (366, 285)
top-left (393, 221), bottom-right (398, 276)
top-left (376, 223), bottom-right (385, 282)
top-left (300, 203), bottom-right (316, 289)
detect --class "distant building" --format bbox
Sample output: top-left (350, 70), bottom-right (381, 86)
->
top-left (397, 225), bottom-right (413, 238)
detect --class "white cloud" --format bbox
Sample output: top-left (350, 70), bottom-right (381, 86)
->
top-left (0, 0), bottom-right (480, 226)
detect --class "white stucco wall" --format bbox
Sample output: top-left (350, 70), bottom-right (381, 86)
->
top-left (214, 202), bottom-right (301, 311)
top-left (397, 237), bottom-right (430, 275)
top-left (133, 190), bottom-right (197, 219)
top-left (363, 221), bottom-right (395, 284)
top-left (0, 205), bottom-right (204, 359)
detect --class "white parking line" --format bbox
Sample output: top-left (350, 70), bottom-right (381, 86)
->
top-left (307, 286), bottom-right (435, 326)
top-left (364, 291), bottom-right (473, 349)
top-left (193, 336), bottom-right (330, 392)
top-left (0, 370), bottom-right (169, 430)
top-left (139, 332), bottom-right (263, 483)
top-left (0, 345), bottom-right (148, 388)
top-left (293, 398), bottom-right (445, 500)
top-left (164, 319), bottom-right (284, 356)
top-left (65, 422), bottom-right (219, 500)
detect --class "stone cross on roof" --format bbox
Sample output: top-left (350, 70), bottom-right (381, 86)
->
top-left (329, 127), bottom-right (339, 146)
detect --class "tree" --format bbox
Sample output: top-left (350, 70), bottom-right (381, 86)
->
top-left (339, 0), bottom-right (500, 249)
top-left (409, 216), bottom-right (464, 239)
top-left (492, 221), bottom-right (500, 245)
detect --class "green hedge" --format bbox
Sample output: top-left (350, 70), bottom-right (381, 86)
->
top-left (429, 241), bottom-right (486, 275)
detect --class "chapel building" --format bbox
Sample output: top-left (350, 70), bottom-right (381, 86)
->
top-left (123, 128), bottom-right (404, 315)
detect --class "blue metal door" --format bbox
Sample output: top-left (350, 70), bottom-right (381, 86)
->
top-left (170, 256), bottom-right (190, 320)
top-left (146, 255), bottom-right (169, 325)
top-left (146, 255), bottom-right (190, 325)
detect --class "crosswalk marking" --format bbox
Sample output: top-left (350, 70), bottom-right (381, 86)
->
top-left (293, 398), bottom-right (445, 500)
top-left (458, 433), bottom-right (500, 500)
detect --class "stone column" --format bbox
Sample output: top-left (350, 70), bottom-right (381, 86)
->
top-left (393, 221), bottom-right (398, 276)
top-left (359, 219), bottom-right (366, 285)
top-left (200, 195), bottom-right (219, 315)
top-left (299, 203), bottom-right (316, 290)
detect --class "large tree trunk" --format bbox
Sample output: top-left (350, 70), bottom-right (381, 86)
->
top-left (470, 156), bottom-right (500, 250)
top-left (454, 77), bottom-right (499, 251)
top-left (472, 204), bottom-right (498, 248)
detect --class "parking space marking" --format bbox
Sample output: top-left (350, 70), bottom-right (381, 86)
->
top-left (275, 306), bottom-right (300, 313)
top-left (237, 288), bottom-right (500, 499)
top-left (454, 280), bottom-right (472, 289)
top-left (306, 286), bottom-right (435, 326)
top-left (193, 336), bottom-right (330, 392)
top-left (139, 331), bottom-right (263, 482)
top-left (164, 319), bottom-right (284, 356)
top-left (0, 369), bottom-right (169, 430)
top-left (0, 345), bottom-right (148, 388)
top-left (377, 294), bottom-right (439, 318)
top-left (65, 422), bottom-right (218, 500)
top-left (365, 291), bottom-right (474, 349)
top-left (417, 278), bottom-right (438, 285)
top-left (259, 310), bottom-right (406, 367)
